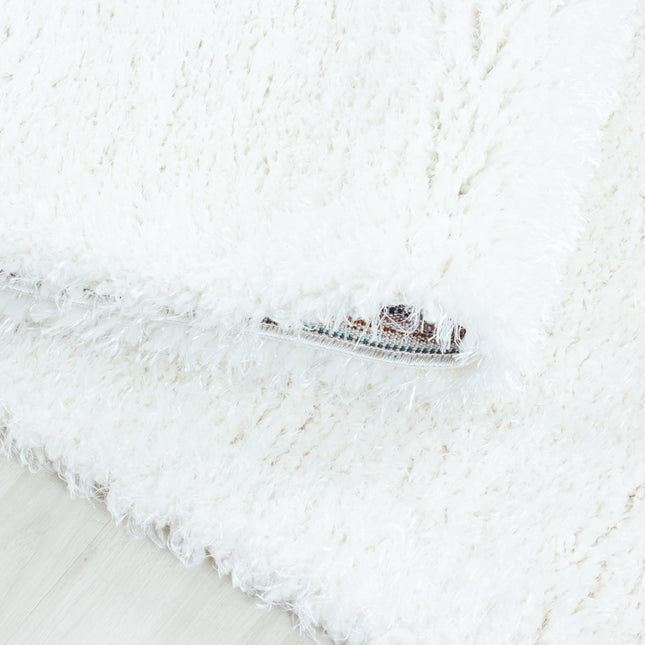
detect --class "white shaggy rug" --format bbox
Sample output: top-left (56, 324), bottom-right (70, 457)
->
top-left (1, 2), bottom-right (644, 643)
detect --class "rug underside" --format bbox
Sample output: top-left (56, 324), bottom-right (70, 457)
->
top-left (1, 2), bottom-right (644, 643)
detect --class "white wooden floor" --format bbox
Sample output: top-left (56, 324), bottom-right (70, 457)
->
top-left (0, 458), bottom-right (328, 645)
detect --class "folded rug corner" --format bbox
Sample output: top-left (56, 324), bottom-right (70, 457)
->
top-left (1, 1), bottom-right (644, 643)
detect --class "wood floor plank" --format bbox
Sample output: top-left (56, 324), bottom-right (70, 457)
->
top-left (0, 460), bottom-right (110, 642)
top-left (0, 459), bottom-right (329, 645)
top-left (0, 458), bottom-right (23, 498)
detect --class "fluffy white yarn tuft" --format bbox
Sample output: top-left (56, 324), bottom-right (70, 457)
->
top-left (1, 1), bottom-right (644, 644)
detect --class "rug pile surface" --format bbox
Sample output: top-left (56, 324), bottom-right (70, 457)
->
top-left (1, 2), bottom-right (644, 643)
